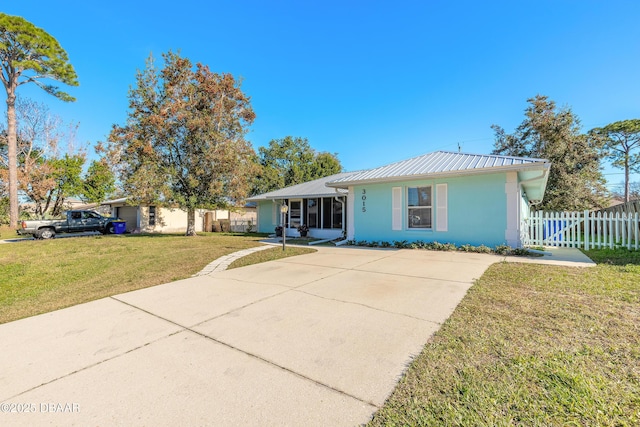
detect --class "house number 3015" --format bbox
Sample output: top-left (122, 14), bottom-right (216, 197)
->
top-left (361, 189), bottom-right (366, 213)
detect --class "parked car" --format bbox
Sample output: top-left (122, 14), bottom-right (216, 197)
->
top-left (17, 210), bottom-right (122, 239)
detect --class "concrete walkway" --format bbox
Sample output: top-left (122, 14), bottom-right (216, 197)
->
top-left (193, 244), bottom-right (275, 275)
top-left (503, 246), bottom-right (596, 267)
top-left (192, 242), bottom-right (595, 276)
top-left (0, 245), bottom-right (594, 426)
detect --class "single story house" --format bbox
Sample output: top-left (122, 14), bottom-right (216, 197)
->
top-left (98, 198), bottom-right (257, 233)
top-left (249, 151), bottom-right (550, 248)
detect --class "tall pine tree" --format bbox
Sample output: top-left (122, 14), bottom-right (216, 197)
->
top-left (492, 95), bottom-right (607, 211)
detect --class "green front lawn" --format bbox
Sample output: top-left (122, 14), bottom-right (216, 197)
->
top-left (0, 232), bottom-right (312, 324)
top-left (369, 249), bottom-right (640, 426)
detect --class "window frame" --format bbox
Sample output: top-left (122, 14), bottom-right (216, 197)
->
top-left (149, 206), bottom-right (156, 226)
top-left (406, 185), bottom-right (433, 230)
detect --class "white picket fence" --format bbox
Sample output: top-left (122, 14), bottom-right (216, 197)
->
top-left (523, 210), bottom-right (640, 250)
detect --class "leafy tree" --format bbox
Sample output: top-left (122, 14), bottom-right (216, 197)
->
top-left (492, 95), bottom-right (608, 211)
top-left (45, 154), bottom-right (84, 217)
top-left (1, 98), bottom-right (85, 217)
top-left (105, 51), bottom-right (257, 235)
top-left (590, 120), bottom-right (640, 202)
top-left (253, 136), bottom-right (342, 194)
top-left (0, 13), bottom-right (78, 226)
top-left (81, 159), bottom-right (115, 203)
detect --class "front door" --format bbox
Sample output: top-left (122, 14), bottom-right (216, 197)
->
top-left (289, 200), bottom-right (302, 228)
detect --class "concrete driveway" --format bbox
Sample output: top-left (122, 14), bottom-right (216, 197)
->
top-left (0, 246), bottom-right (502, 426)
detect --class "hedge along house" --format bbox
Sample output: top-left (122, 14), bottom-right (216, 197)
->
top-left (326, 151), bottom-right (551, 248)
top-left (247, 172), bottom-right (353, 240)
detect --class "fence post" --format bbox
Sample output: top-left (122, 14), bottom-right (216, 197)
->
top-left (636, 212), bottom-right (639, 251)
top-left (584, 210), bottom-right (589, 251)
top-left (627, 212), bottom-right (632, 250)
top-left (595, 211), bottom-right (601, 249)
top-left (615, 211), bottom-right (621, 248)
top-left (536, 211), bottom-right (542, 247)
top-left (610, 212), bottom-right (615, 249)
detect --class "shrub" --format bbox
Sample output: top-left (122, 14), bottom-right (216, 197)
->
top-left (394, 240), bottom-right (409, 248)
top-left (494, 244), bottom-right (512, 255)
top-left (475, 244), bottom-right (493, 254)
top-left (219, 219), bottom-right (231, 232)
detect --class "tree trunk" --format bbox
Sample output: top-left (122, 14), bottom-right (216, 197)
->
top-left (7, 94), bottom-right (19, 227)
top-left (624, 156), bottom-right (630, 203)
top-left (186, 207), bottom-right (197, 236)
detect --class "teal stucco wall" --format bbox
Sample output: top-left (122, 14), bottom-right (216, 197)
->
top-left (256, 200), bottom-right (276, 233)
top-left (352, 173), bottom-right (509, 247)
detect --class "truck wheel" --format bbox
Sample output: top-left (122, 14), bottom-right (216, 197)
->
top-left (106, 223), bottom-right (115, 234)
top-left (37, 228), bottom-right (56, 239)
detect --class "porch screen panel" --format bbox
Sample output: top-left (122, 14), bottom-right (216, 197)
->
top-left (332, 199), bottom-right (343, 229)
top-left (322, 198), bottom-right (332, 228)
top-left (306, 198), bottom-right (318, 228)
top-left (436, 183), bottom-right (448, 232)
top-left (392, 187), bottom-right (402, 230)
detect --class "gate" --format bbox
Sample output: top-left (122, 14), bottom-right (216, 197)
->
top-left (524, 210), bottom-right (640, 250)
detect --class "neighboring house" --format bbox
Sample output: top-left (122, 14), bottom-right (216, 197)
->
top-left (99, 198), bottom-right (256, 233)
top-left (249, 151), bottom-right (550, 248)
top-left (20, 197), bottom-right (91, 217)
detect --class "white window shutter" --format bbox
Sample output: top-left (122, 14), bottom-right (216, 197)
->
top-left (436, 184), bottom-right (448, 232)
top-left (392, 187), bottom-right (402, 230)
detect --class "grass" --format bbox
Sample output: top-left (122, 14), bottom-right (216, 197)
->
top-left (3, 232), bottom-right (639, 423)
top-left (228, 246), bottom-right (316, 269)
top-left (0, 225), bottom-right (27, 240)
top-left (368, 249), bottom-right (640, 426)
top-left (581, 247), bottom-right (640, 266)
top-left (0, 232), bottom-right (307, 324)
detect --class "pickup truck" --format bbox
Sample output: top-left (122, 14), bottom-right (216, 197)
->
top-left (18, 210), bottom-right (122, 239)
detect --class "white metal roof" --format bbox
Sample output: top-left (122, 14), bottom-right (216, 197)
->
top-left (247, 172), bottom-right (352, 201)
top-left (326, 151), bottom-right (549, 187)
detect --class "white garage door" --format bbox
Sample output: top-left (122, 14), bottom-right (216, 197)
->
top-left (116, 206), bottom-right (139, 232)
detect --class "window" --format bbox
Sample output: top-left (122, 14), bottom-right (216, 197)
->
top-left (306, 198), bottom-right (318, 228)
top-left (149, 206), bottom-right (156, 226)
top-left (407, 186), bottom-right (432, 229)
top-left (321, 197), bottom-right (343, 229)
top-left (332, 199), bottom-right (342, 229)
top-left (322, 198), bottom-right (332, 228)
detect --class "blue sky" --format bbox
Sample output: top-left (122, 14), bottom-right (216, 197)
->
top-left (5, 1), bottom-right (640, 192)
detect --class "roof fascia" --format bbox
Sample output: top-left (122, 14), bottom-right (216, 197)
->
top-left (326, 162), bottom-right (550, 188)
